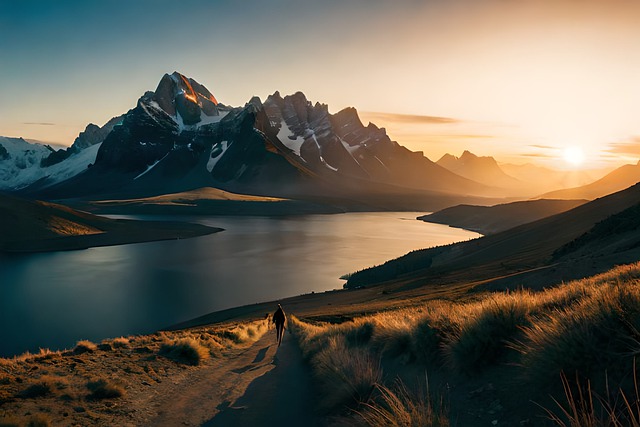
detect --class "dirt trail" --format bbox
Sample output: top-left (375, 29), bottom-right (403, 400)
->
top-left (202, 331), bottom-right (320, 426)
top-left (139, 329), bottom-right (319, 427)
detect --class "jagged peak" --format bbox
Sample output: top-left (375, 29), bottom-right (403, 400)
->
top-left (270, 91), bottom-right (283, 100)
top-left (284, 91), bottom-right (310, 106)
top-left (151, 71), bottom-right (220, 124)
top-left (460, 150), bottom-right (477, 159)
top-left (333, 106), bottom-right (361, 122)
top-left (438, 153), bottom-right (458, 162)
top-left (246, 96), bottom-right (263, 111)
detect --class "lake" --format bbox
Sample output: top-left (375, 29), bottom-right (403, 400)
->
top-left (0, 212), bottom-right (480, 357)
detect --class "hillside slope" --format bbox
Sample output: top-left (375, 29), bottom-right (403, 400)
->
top-left (539, 161), bottom-right (640, 200)
top-left (419, 199), bottom-right (587, 234)
top-left (346, 183), bottom-right (640, 290)
top-left (0, 193), bottom-right (220, 252)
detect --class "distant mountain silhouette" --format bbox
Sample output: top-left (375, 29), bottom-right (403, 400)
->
top-left (501, 162), bottom-right (613, 195)
top-left (538, 161), bottom-right (640, 200)
top-left (346, 182), bottom-right (640, 291)
top-left (419, 198), bottom-right (587, 234)
top-left (437, 151), bottom-right (523, 194)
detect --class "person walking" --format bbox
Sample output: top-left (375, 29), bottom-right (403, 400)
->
top-left (272, 304), bottom-right (286, 347)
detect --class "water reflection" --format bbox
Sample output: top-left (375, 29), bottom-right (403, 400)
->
top-left (0, 212), bottom-right (480, 356)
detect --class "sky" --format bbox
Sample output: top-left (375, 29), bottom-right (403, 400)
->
top-left (2, 0), bottom-right (640, 170)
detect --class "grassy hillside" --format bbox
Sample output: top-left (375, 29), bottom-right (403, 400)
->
top-left (346, 183), bottom-right (640, 290)
top-left (0, 320), bottom-right (269, 426)
top-left (0, 192), bottom-right (220, 252)
top-left (78, 187), bottom-right (345, 216)
top-left (419, 199), bottom-right (587, 234)
top-left (294, 262), bottom-right (640, 425)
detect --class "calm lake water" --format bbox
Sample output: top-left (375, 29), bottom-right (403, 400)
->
top-left (0, 212), bottom-right (480, 357)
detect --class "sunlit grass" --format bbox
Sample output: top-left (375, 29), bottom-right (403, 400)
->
top-left (293, 262), bottom-right (640, 424)
top-left (0, 318), bottom-right (270, 426)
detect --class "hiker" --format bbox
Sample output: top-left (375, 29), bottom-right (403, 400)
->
top-left (272, 304), bottom-right (286, 347)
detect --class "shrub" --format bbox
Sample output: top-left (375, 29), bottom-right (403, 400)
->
top-left (159, 338), bottom-right (210, 365)
top-left (345, 320), bottom-right (376, 347)
top-left (73, 340), bottom-right (97, 354)
top-left (518, 283), bottom-right (640, 390)
top-left (87, 378), bottom-right (125, 399)
top-left (111, 337), bottom-right (130, 348)
top-left (26, 414), bottom-right (51, 427)
top-left (445, 295), bottom-right (531, 374)
top-left (98, 342), bottom-right (113, 351)
top-left (309, 335), bottom-right (382, 411)
top-left (412, 319), bottom-right (445, 365)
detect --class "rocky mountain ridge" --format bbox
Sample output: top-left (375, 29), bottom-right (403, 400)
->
top-left (21, 71), bottom-right (505, 210)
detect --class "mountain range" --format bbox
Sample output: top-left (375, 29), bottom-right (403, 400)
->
top-left (436, 151), bottom-right (626, 197)
top-left (2, 71), bottom-right (639, 214)
top-left (2, 72), bottom-right (519, 211)
top-left (538, 161), bottom-right (640, 200)
top-left (436, 150), bottom-right (523, 193)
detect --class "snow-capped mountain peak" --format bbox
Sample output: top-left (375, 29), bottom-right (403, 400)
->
top-left (152, 71), bottom-right (220, 126)
top-left (0, 137), bottom-right (98, 191)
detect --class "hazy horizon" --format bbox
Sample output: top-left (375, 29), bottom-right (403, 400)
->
top-left (2, 0), bottom-right (640, 170)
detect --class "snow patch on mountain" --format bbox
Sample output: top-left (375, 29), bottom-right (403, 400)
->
top-left (134, 152), bottom-right (169, 180)
top-left (0, 137), bottom-right (100, 190)
top-left (207, 140), bottom-right (230, 172)
top-left (199, 110), bottom-right (228, 127)
top-left (277, 120), bottom-right (305, 156)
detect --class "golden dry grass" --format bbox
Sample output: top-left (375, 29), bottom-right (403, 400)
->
top-left (293, 262), bottom-right (640, 425)
top-left (0, 319), bottom-right (269, 426)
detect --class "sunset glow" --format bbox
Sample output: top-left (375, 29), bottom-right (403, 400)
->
top-left (563, 146), bottom-right (586, 167)
top-left (2, 0), bottom-right (640, 170)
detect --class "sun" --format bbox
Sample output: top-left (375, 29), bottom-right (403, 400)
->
top-left (563, 146), bottom-right (586, 166)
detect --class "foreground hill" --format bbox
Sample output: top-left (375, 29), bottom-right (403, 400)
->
top-left (0, 193), bottom-right (220, 252)
top-left (539, 161), bottom-right (640, 200)
top-left (419, 198), bottom-right (587, 234)
top-left (346, 182), bottom-right (640, 290)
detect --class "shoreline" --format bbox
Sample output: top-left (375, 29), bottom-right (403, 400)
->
top-left (0, 220), bottom-right (222, 254)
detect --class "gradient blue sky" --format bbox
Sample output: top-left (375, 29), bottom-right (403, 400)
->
top-left (2, 0), bottom-right (640, 168)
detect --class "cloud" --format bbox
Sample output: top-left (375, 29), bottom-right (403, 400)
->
top-left (362, 112), bottom-right (460, 125)
top-left (528, 144), bottom-right (558, 150)
top-left (520, 153), bottom-right (555, 158)
top-left (604, 137), bottom-right (640, 156)
top-left (406, 133), bottom-right (494, 139)
top-left (22, 122), bottom-right (55, 126)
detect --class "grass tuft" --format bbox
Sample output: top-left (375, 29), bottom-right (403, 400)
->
top-left (86, 378), bottom-right (125, 399)
top-left (73, 340), bottom-right (97, 354)
top-left (358, 378), bottom-right (449, 427)
top-left (111, 337), bottom-right (130, 348)
top-left (159, 338), bottom-right (210, 365)
top-left (17, 375), bottom-right (69, 400)
top-left (517, 282), bottom-right (640, 389)
top-left (445, 294), bottom-right (532, 374)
